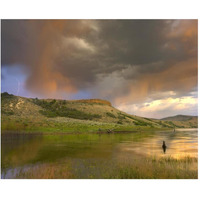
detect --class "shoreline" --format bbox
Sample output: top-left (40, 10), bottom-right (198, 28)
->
top-left (1, 127), bottom-right (190, 135)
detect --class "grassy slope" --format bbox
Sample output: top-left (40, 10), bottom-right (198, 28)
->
top-left (1, 93), bottom-right (198, 133)
top-left (161, 115), bottom-right (198, 128)
top-left (161, 115), bottom-right (197, 121)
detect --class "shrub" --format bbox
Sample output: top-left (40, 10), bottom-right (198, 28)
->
top-left (2, 110), bottom-right (14, 115)
top-left (35, 99), bottom-right (102, 120)
top-left (117, 120), bottom-right (123, 124)
top-left (1, 92), bottom-right (14, 99)
top-left (118, 115), bottom-right (125, 120)
top-left (133, 119), bottom-right (152, 126)
top-left (106, 112), bottom-right (116, 118)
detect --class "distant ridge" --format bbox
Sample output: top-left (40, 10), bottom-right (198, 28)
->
top-left (161, 115), bottom-right (197, 121)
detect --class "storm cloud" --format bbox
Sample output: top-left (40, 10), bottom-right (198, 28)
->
top-left (1, 20), bottom-right (198, 117)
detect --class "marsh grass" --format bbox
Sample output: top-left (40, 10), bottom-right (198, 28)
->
top-left (11, 156), bottom-right (197, 179)
top-left (15, 163), bottom-right (74, 179)
top-left (104, 156), bottom-right (198, 179)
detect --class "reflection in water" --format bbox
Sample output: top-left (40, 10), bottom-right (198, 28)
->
top-left (109, 129), bottom-right (198, 159)
top-left (162, 141), bottom-right (167, 154)
top-left (1, 129), bottom-right (198, 178)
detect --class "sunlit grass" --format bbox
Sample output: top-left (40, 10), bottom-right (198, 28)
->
top-left (7, 156), bottom-right (197, 179)
top-left (15, 163), bottom-right (74, 179)
top-left (2, 115), bottom-right (166, 134)
top-left (104, 156), bottom-right (198, 179)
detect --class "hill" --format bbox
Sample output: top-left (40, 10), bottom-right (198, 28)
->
top-left (1, 92), bottom-right (198, 133)
top-left (159, 115), bottom-right (198, 129)
top-left (161, 115), bottom-right (197, 121)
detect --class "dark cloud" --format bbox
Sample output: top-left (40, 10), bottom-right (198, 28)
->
top-left (1, 20), bottom-right (198, 104)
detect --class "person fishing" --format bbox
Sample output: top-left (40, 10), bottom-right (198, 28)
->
top-left (162, 141), bottom-right (167, 154)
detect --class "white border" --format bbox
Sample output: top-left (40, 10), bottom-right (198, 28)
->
top-left (0, 0), bottom-right (199, 19)
top-left (0, 0), bottom-right (199, 200)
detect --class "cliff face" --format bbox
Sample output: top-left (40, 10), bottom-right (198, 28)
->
top-left (70, 99), bottom-right (112, 106)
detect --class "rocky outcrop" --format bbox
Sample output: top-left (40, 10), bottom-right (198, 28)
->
top-left (71, 99), bottom-right (112, 106)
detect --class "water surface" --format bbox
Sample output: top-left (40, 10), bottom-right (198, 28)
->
top-left (1, 129), bottom-right (198, 178)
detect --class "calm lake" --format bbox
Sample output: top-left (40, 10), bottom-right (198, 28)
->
top-left (1, 129), bottom-right (198, 179)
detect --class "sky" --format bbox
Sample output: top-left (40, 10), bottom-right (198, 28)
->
top-left (1, 20), bottom-right (198, 119)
